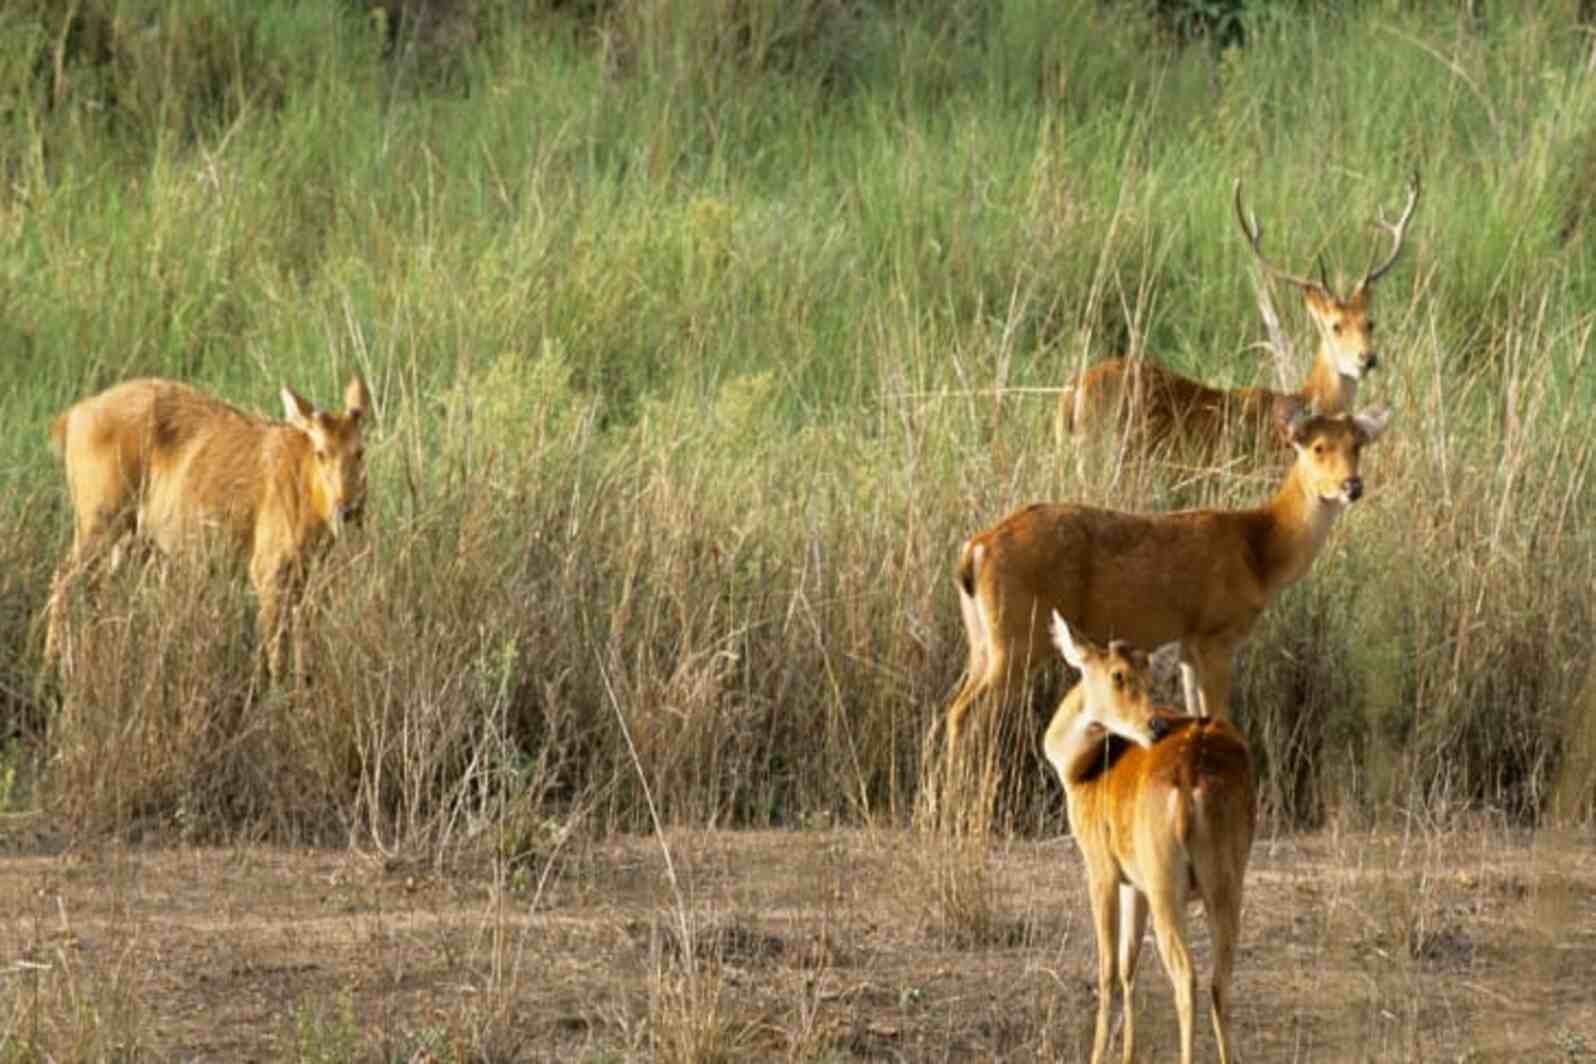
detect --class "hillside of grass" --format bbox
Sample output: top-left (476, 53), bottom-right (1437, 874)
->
top-left (2, 0), bottom-right (1593, 847)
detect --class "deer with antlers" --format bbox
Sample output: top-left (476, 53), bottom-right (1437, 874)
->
top-left (1055, 172), bottom-right (1419, 462)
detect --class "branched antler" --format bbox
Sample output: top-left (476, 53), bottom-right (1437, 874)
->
top-left (1234, 179), bottom-right (1328, 294)
top-left (1356, 169), bottom-right (1421, 294)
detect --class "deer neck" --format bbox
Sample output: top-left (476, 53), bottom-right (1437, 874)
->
top-left (1257, 466), bottom-right (1345, 592)
top-left (1299, 344), bottom-right (1358, 415)
top-left (1051, 701), bottom-right (1116, 789)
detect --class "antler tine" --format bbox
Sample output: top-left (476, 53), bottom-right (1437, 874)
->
top-left (1233, 177), bottom-right (1325, 292)
top-left (1357, 169), bottom-right (1421, 292)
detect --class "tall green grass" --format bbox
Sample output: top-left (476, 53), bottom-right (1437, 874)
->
top-left (3, 0), bottom-right (1593, 846)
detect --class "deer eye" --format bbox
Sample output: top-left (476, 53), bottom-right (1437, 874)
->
top-left (1332, 322), bottom-right (1343, 335)
top-left (1111, 671), bottom-right (1125, 689)
top-left (1366, 319), bottom-right (1377, 334)
top-left (1313, 442), bottom-right (1325, 456)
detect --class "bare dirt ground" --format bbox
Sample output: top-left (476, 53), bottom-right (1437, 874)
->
top-left (3, 816), bottom-right (1594, 1061)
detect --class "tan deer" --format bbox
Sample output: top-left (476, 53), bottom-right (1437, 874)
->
top-left (44, 375), bottom-right (371, 678)
top-left (1055, 172), bottom-right (1418, 460)
top-left (945, 403), bottom-right (1390, 780)
top-left (1044, 615), bottom-right (1255, 1064)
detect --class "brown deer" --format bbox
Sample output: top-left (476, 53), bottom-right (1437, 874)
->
top-left (1055, 172), bottom-right (1418, 461)
top-left (44, 375), bottom-right (371, 678)
top-left (1044, 615), bottom-right (1255, 1064)
top-left (944, 403), bottom-right (1390, 783)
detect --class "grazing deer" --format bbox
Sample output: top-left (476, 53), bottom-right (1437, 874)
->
top-left (1045, 615), bottom-right (1255, 1064)
top-left (1055, 172), bottom-right (1418, 460)
top-left (945, 403), bottom-right (1390, 782)
top-left (44, 375), bottom-right (371, 679)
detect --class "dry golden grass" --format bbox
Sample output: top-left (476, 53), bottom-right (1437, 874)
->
top-left (3, 819), bottom-right (1593, 1061)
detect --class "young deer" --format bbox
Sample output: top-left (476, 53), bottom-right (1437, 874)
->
top-left (44, 375), bottom-right (371, 679)
top-left (1055, 172), bottom-right (1418, 460)
top-left (1045, 615), bottom-right (1255, 1064)
top-left (945, 403), bottom-right (1390, 777)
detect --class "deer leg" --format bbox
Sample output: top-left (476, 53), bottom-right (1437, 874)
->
top-left (251, 553), bottom-right (294, 682)
top-left (1198, 845), bottom-right (1247, 1064)
top-left (1178, 657), bottom-right (1202, 718)
top-left (44, 511), bottom-right (132, 667)
top-left (1087, 871), bottom-right (1120, 1064)
top-left (1147, 885), bottom-right (1196, 1064)
top-left (1116, 884), bottom-right (1150, 1064)
top-left (1181, 640), bottom-right (1237, 720)
top-left (1206, 891), bottom-right (1241, 1064)
top-left (1198, 650), bottom-right (1236, 722)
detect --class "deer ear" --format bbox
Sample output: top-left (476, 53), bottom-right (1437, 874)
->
top-left (344, 375), bottom-right (370, 419)
top-left (1270, 395), bottom-right (1308, 440)
top-left (1051, 612), bottom-right (1087, 670)
top-left (1354, 405), bottom-right (1393, 443)
top-left (1300, 282), bottom-right (1333, 310)
top-left (1274, 396), bottom-right (1312, 444)
top-left (1147, 640), bottom-right (1183, 680)
top-left (281, 386), bottom-right (317, 429)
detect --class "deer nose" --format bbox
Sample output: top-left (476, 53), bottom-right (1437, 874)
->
top-left (1344, 477), bottom-right (1364, 502)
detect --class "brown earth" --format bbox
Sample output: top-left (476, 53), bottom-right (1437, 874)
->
top-left (2, 816), bottom-right (1593, 1061)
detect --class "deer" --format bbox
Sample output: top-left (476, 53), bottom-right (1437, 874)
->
top-left (1055, 172), bottom-right (1419, 463)
top-left (1044, 615), bottom-right (1255, 1064)
top-left (943, 403), bottom-right (1391, 793)
top-left (43, 374), bottom-right (371, 680)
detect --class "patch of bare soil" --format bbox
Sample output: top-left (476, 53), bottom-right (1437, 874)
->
top-left (2, 818), bottom-right (1594, 1061)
